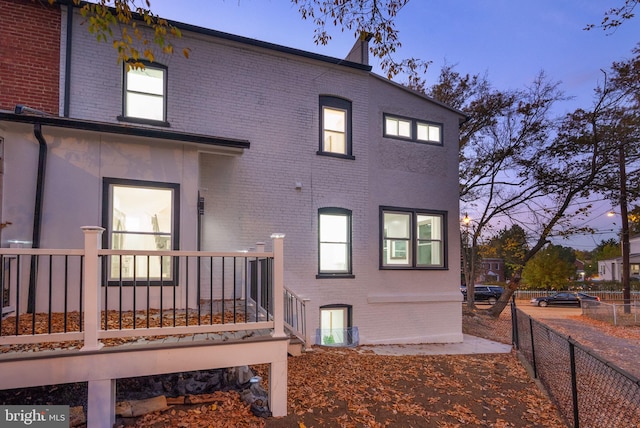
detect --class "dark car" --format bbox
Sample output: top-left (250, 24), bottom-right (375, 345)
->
top-left (461, 285), bottom-right (504, 305)
top-left (530, 292), bottom-right (600, 307)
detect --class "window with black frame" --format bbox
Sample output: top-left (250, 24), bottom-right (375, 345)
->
top-left (318, 96), bottom-right (354, 158)
top-left (381, 207), bottom-right (446, 269)
top-left (103, 178), bottom-right (179, 285)
top-left (119, 62), bottom-right (168, 125)
top-left (317, 207), bottom-right (353, 278)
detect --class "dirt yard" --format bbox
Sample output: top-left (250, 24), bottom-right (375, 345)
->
top-left (0, 306), bottom-right (569, 427)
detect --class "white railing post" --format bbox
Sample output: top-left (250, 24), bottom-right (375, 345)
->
top-left (81, 226), bottom-right (105, 351)
top-left (270, 233), bottom-right (286, 339)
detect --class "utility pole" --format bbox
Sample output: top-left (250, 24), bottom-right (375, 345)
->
top-left (619, 143), bottom-right (631, 312)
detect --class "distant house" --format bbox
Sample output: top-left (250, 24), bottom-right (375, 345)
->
top-left (0, 0), bottom-right (465, 348)
top-left (597, 235), bottom-right (640, 281)
top-left (476, 258), bottom-right (505, 283)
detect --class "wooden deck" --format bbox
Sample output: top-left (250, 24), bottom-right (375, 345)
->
top-left (0, 230), bottom-right (290, 427)
top-left (0, 328), bottom-right (288, 428)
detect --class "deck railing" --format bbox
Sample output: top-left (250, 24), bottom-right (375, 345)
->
top-left (283, 287), bottom-right (306, 343)
top-left (0, 227), bottom-right (287, 350)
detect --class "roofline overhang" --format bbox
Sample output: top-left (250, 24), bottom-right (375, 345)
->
top-left (0, 112), bottom-right (250, 149)
top-left (368, 73), bottom-right (469, 123)
top-left (60, 0), bottom-right (372, 73)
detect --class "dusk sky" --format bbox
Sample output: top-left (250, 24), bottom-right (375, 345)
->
top-left (148, 0), bottom-right (638, 250)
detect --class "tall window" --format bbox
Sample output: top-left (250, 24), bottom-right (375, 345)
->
top-left (381, 207), bottom-right (446, 269)
top-left (318, 208), bottom-right (353, 277)
top-left (121, 62), bottom-right (167, 124)
top-left (319, 96), bottom-right (353, 158)
top-left (384, 113), bottom-right (442, 145)
top-left (103, 179), bottom-right (179, 284)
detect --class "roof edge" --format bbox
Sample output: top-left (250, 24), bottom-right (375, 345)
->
top-left (369, 73), bottom-right (469, 121)
top-left (64, 1), bottom-right (372, 73)
top-left (0, 112), bottom-right (250, 149)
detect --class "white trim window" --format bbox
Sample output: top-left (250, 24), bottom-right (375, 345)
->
top-left (103, 178), bottom-right (179, 284)
top-left (381, 207), bottom-right (446, 269)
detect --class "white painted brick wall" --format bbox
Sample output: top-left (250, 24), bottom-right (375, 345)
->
top-left (59, 13), bottom-right (463, 344)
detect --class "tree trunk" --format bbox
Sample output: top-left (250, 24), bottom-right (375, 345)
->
top-left (488, 275), bottom-right (520, 318)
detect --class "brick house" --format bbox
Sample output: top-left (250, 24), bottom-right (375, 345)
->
top-left (477, 258), bottom-right (505, 283)
top-left (0, 1), bottom-right (465, 348)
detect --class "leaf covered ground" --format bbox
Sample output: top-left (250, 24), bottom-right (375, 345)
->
top-left (112, 346), bottom-right (565, 428)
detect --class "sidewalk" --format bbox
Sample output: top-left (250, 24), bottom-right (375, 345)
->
top-left (357, 334), bottom-right (512, 356)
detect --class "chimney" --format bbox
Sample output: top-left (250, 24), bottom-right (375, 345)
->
top-left (345, 32), bottom-right (372, 65)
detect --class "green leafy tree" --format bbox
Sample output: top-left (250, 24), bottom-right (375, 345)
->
top-left (51, 0), bottom-right (428, 79)
top-left (630, 205), bottom-right (640, 235)
top-left (593, 238), bottom-right (621, 261)
top-left (522, 245), bottom-right (576, 290)
top-left (48, 0), bottom-right (189, 69)
top-left (480, 225), bottom-right (528, 281)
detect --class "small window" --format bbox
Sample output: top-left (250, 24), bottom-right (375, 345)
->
top-left (319, 96), bottom-right (353, 158)
top-left (416, 122), bottom-right (441, 143)
top-left (103, 179), bottom-right (179, 285)
top-left (317, 208), bottom-right (353, 278)
top-left (381, 207), bottom-right (446, 269)
top-left (385, 116), bottom-right (412, 138)
top-left (317, 304), bottom-right (358, 347)
top-left (384, 114), bottom-right (443, 145)
top-left (120, 62), bottom-right (168, 125)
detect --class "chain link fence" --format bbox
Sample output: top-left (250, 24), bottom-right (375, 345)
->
top-left (581, 300), bottom-right (640, 326)
top-left (513, 306), bottom-right (640, 428)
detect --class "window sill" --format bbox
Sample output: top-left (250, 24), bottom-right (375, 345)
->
top-left (316, 151), bottom-right (355, 160)
top-left (117, 115), bottom-right (171, 128)
top-left (379, 266), bottom-right (447, 270)
top-left (316, 274), bottom-right (355, 279)
top-left (384, 135), bottom-right (443, 146)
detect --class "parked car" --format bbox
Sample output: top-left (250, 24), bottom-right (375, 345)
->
top-left (461, 285), bottom-right (504, 305)
top-left (530, 292), bottom-right (600, 307)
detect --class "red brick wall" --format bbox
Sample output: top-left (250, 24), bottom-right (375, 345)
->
top-left (0, 0), bottom-right (61, 115)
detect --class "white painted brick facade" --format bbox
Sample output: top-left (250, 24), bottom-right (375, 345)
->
top-left (2, 9), bottom-right (464, 344)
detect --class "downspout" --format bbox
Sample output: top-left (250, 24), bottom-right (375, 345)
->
top-left (27, 124), bottom-right (48, 313)
top-left (63, 2), bottom-right (73, 117)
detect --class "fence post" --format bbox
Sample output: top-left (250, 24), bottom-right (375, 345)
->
top-left (511, 298), bottom-right (519, 348)
top-left (529, 317), bottom-right (538, 379)
top-left (81, 226), bottom-right (104, 351)
top-left (613, 303), bottom-right (618, 326)
top-left (270, 234), bottom-right (286, 339)
top-left (569, 340), bottom-right (580, 428)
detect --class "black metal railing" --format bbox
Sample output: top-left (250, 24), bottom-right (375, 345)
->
top-left (513, 305), bottom-right (640, 427)
top-left (0, 248), bottom-right (277, 347)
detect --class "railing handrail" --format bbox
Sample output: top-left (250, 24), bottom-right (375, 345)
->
top-left (0, 228), bottom-right (287, 351)
top-left (283, 285), bottom-right (305, 304)
top-left (283, 286), bottom-right (307, 346)
top-left (0, 248), bottom-right (274, 258)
